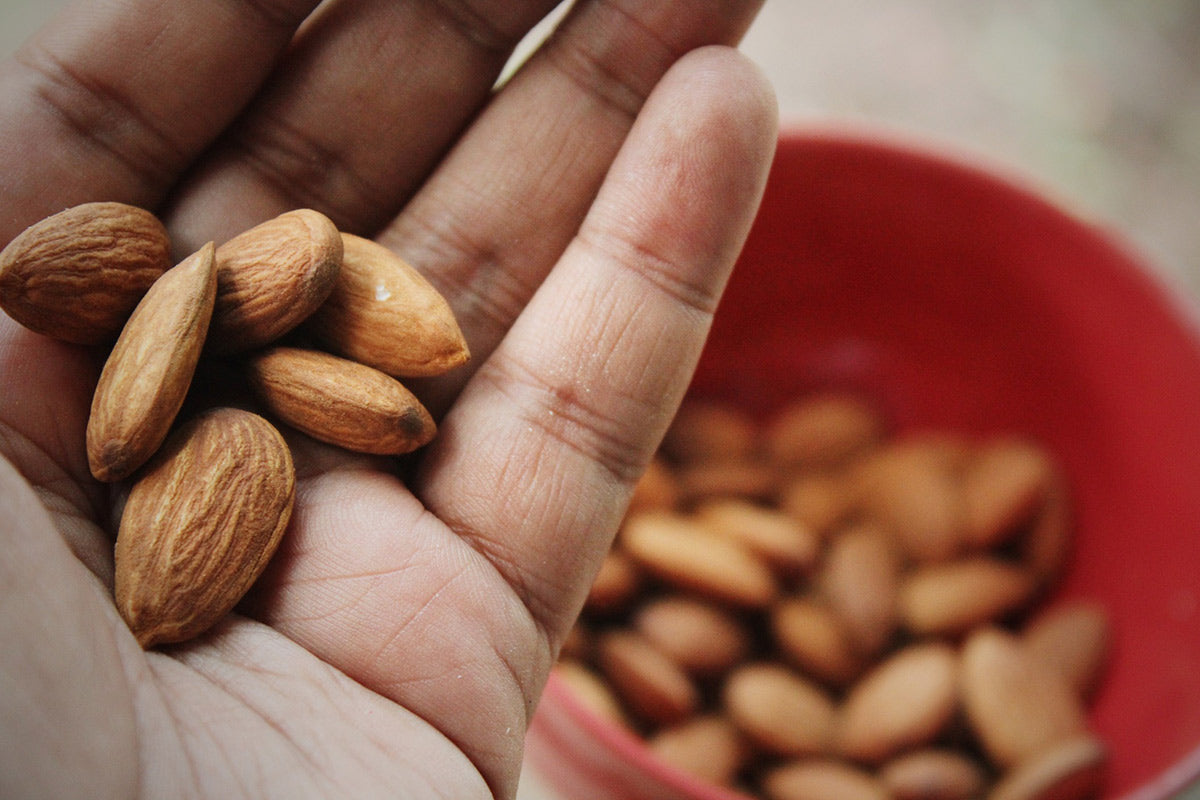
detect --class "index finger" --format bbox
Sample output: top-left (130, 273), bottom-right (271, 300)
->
top-left (0, 0), bottom-right (319, 242)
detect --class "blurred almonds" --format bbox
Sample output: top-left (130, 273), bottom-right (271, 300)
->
top-left (558, 393), bottom-right (1111, 799)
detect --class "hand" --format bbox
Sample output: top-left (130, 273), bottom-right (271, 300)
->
top-left (0, 1), bottom-right (777, 797)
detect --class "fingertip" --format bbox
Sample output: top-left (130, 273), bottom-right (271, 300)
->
top-left (596, 44), bottom-right (779, 283)
top-left (651, 44), bottom-right (780, 170)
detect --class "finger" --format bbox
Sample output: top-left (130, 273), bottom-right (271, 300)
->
top-left (423, 43), bottom-right (778, 650)
top-left (0, 0), bottom-right (320, 242)
top-left (164, 0), bottom-right (564, 251)
top-left (247, 47), bottom-right (777, 797)
top-left (378, 0), bottom-right (766, 410)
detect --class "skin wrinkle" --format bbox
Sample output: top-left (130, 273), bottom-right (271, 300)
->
top-left (161, 629), bottom-right (485, 799)
top-left (139, 667), bottom-right (205, 798)
top-left (166, 0), bottom-right (562, 247)
top-left (12, 42), bottom-right (185, 192)
top-left (223, 115), bottom-right (392, 233)
top-left (232, 0), bottom-right (325, 32)
top-left (381, 189), bottom-right (537, 337)
top-left (431, 383), bottom-right (627, 654)
top-left (264, 459), bottom-right (552, 747)
top-left (150, 651), bottom-right (321, 798)
top-left (0, 419), bottom-right (116, 582)
top-left (426, 0), bottom-right (540, 55)
top-left (578, 225), bottom-right (722, 316)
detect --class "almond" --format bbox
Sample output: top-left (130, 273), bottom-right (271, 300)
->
top-left (627, 457), bottom-right (680, 514)
top-left (583, 551), bottom-right (643, 615)
top-left (695, 497), bottom-right (820, 575)
top-left (880, 749), bottom-right (987, 800)
top-left (0, 201), bottom-right (171, 344)
top-left (898, 556), bottom-right (1036, 637)
top-left (854, 436), bottom-right (967, 563)
top-left (779, 472), bottom-right (856, 535)
top-left (963, 438), bottom-right (1053, 550)
top-left (1021, 601), bottom-right (1111, 698)
top-left (770, 596), bottom-right (865, 686)
top-left (765, 392), bottom-right (885, 470)
top-left (722, 662), bottom-right (836, 757)
top-left (207, 209), bottom-right (342, 353)
top-left (675, 458), bottom-right (778, 504)
top-left (835, 642), bottom-right (960, 764)
top-left (818, 523), bottom-right (900, 657)
top-left (761, 759), bottom-right (890, 800)
top-left (620, 510), bottom-right (778, 608)
top-left (594, 630), bottom-right (698, 725)
top-left (960, 628), bottom-right (1088, 769)
top-left (114, 407), bottom-right (295, 648)
top-left (662, 399), bottom-right (760, 463)
top-left (552, 660), bottom-right (629, 727)
top-left (304, 233), bottom-right (468, 377)
top-left (632, 596), bottom-right (752, 677)
top-left (87, 243), bottom-right (217, 482)
top-left (1021, 476), bottom-right (1074, 585)
top-left (648, 715), bottom-right (748, 786)
top-left (244, 346), bottom-right (436, 455)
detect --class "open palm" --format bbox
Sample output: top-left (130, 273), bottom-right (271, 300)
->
top-left (0, 1), bottom-right (776, 797)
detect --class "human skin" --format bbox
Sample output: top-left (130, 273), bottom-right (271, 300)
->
top-left (0, 1), bottom-right (778, 798)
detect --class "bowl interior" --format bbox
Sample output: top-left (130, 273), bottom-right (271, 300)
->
top-left (530, 130), bottom-right (1200, 800)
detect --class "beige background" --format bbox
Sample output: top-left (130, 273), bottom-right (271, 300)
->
top-left (3, 3), bottom-right (1199, 799)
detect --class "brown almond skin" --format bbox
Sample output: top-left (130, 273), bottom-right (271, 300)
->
top-left (626, 456), bottom-right (680, 514)
top-left (208, 209), bottom-right (342, 353)
top-left (765, 392), bottom-right (885, 470)
top-left (695, 497), bottom-right (820, 575)
top-left (1021, 476), bottom-right (1074, 585)
top-left (1021, 600), bottom-right (1111, 697)
top-left (963, 438), bottom-right (1053, 550)
top-left (648, 715), bottom-right (749, 787)
top-left (620, 510), bottom-right (778, 608)
top-left (854, 436), bottom-right (967, 563)
top-left (0, 201), bottom-right (171, 344)
top-left (818, 523), bottom-right (900, 657)
top-left (771, 596), bottom-right (865, 686)
top-left (115, 408), bottom-right (295, 648)
top-left (762, 759), bottom-right (890, 800)
top-left (305, 233), bottom-right (468, 377)
top-left (779, 472), bottom-right (856, 535)
top-left (675, 458), bottom-right (779, 504)
top-left (583, 551), bottom-right (643, 615)
top-left (594, 630), bottom-right (699, 726)
top-left (722, 662), bottom-right (836, 757)
top-left (244, 346), bottom-right (436, 455)
top-left (632, 595), bottom-right (752, 677)
top-left (835, 642), bottom-right (960, 764)
top-left (880, 749), bottom-right (987, 800)
top-left (960, 628), bottom-right (1088, 769)
top-left (87, 243), bottom-right (217, 482)
top-left (898, 556), bottom-right (1036, 637)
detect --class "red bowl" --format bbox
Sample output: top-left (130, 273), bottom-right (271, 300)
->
top-left (525, 128), bottom-right (1200, 800)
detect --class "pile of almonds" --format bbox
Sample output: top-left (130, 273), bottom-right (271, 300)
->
top-left (556, 394), bottom-right (1112, 800)
top-left (0, 201), bottom-right (468, 648)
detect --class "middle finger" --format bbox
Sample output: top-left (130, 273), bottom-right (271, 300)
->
top-left (165, 0), bottom-right (563, 250)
